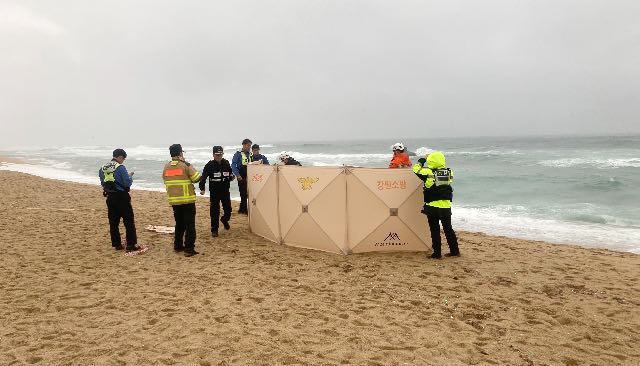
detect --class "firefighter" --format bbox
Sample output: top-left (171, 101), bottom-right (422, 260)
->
top-left (413, 151), bottom-right (460, 259)
top-left (199, 146), bottom-right (234, 237)
top-left (389, 142), bottom-right (412, 168)
top-left (98, 148), bottom-right (139, 252)
top-left (162, 144), bottom-right (202, 257)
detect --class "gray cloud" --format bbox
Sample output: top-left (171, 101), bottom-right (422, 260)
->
top-left (1, 0), bottom-right (639, 148)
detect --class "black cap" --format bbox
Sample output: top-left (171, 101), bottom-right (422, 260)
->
top-left (169, 144), bottom-right (183, 157)
top-left (112, 148), bottom-right (127, 158)
top-left (212, 146), bottom-right (224, 155)
top-left (242, 138), bottom-right (252, 145)
top-left (251, 144), bottom-right (260, 150)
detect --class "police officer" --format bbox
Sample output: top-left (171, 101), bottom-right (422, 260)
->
top-left (413, 151), bottom-right (460, 259)
top-left (250, 144), bottom-right (269, 164)
top-left (199, 146), bottom-right (234, 237)
top-left (231, 138), bottom-right (252, 214)
top-left (98, 148), bottom-right (139, 252)
top-left (162, 144), bottom-right (202, 257)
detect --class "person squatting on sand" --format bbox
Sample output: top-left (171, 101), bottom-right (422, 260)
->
top-left (279, 152), bottom-right (302, 166)
top-left (389, 142), bottom-right (413, 168)
top-left (98, 148), bottom-right (140, 252)
top-left (199, 146), bottom-right (234, 238)
top-left (231, 138), bottom-right (252, 215)
top-left (413, 151), bottom-right (460, 259)
top-left (162, 144), bottom-right (202, 257)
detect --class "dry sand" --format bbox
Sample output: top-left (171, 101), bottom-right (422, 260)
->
top-left (0, 170), bottom-right (638, 365)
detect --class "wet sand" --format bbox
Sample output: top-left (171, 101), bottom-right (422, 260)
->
top-left (0, 170), bottom-right (638, 365)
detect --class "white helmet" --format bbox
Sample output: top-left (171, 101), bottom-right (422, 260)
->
top-left (279, 151), bottom-right (290, 162)
top-left (392, 142), bottom-right (405, 151)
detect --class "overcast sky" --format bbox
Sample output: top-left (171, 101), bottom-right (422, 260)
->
top-left (1, 0), bottom-right (639, 148)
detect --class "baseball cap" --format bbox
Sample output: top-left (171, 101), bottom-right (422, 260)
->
top-left (112, 148), bottom-right (127, 158)
top-left (251, 144), bottom-right (260, 150)
top-left (212, 146), bottom-right (224, 155)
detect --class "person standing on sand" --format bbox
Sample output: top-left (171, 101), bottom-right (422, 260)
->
top-left (199, 146), bottom-right (234, 238)
top-left (98, 148), bottom-right (140, 252)
top-left (231, 138), bottom-right (252, 215)
top-left (162, 144), bottom-right (202, 257)
top-left (413, 151), bottom-right (460, 259)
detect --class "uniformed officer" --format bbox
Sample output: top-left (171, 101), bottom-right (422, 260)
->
top-left (199, 146), bottom-right (234, 237)
top-left (413, 151), bottom-right (460, 259)
top-left (162, 144), bottom-right (202, 257)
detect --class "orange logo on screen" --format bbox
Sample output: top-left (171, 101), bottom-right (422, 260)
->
top-left (376, 180), bottom-right (407, 190)
top-left (252, 174), bottom-right (263, 182)
top-left (298, 177), bottom-right (319, 190)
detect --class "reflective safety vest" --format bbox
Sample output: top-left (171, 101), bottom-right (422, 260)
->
top-left (162, 159), bottom-right (201, 205)
top-left (413, 163), bottom-right (453, 208)
top-left (240, 151), bottom-right (253, 165)
top-left (101, 161), bottom-right (121, 192)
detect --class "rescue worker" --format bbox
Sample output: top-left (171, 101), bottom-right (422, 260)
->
top-left (199, 146), bottom-right (234, 237)
top-left (98, 148), bottom-right (139, 252)
top-left (389, 142), bottom-right (412, 168)
top-left (279, 152), bottom-right (302, 166)
top-left (413, 151), bottom-right (460, 259)
top-left (162, 144), bottom-right (202, 257)
top-left (250, 144), bottom-right (269, 164)
top-left (231, 138), bottom-right (252, 214)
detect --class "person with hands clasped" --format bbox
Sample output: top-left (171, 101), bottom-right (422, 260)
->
top-left (231, 138), bottom-right (252, 214)
top-left (199, 146), bottom-right (234, 237)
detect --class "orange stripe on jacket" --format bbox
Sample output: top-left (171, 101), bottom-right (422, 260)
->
top-left (164, 168), bottom-right (184, 177)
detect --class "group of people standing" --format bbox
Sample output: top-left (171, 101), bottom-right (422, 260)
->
top-left (98, 138), bottom-right (299, 257)
top-left (99, 140), bottom-right (459, 259)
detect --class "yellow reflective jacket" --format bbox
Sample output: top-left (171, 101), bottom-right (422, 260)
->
top-left (162, 158), bottom-right (201, 205)
top-left (412, 151), bottom-right (454, 209)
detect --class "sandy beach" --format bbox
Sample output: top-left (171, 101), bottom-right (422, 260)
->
top-left (0, 170), bottom-right (638, 365)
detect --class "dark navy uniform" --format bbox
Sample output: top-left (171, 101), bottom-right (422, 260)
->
top-left (200, 149), bottom-right (234, 235)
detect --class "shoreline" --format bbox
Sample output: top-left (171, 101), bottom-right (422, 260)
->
top-left (1, 159), bottom-right (638, 254)
top-left (1, 169), bottom-right (638, 365)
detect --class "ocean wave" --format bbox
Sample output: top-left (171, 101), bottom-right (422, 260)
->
top-left (0, 162), bottom-right (98, 186)
top-left (454, 206), bottom-right (640, 253)
top-left (538, 158), bottom-right (640, 169)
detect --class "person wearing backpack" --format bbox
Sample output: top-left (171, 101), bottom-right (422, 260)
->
top-left (413, 151), bottom-right (460, 259)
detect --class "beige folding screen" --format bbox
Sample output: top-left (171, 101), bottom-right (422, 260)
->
top-left (346, 168), bottom-right (429, 253)
top-left (247, 164), bottom-right (279, 243)
top-left (248, 165), bottom-right (430, 255)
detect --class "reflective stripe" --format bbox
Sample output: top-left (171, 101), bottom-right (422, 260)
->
top-left (164, 168), bottom-right (184, 177)
top-left (426, 200), bottom-right (451, 209)
top-left (164, 179), bottom-right (192, 185)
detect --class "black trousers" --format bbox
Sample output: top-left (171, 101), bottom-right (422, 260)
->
top-left (238, 178), bottom-right (248, 213)
top-left (425, 206), bottom-right (459, 256)
top-left (210, 189), bottom-right (231, 232)
top-left (106, 192), bottom-right (137, 247)
top-left (172, 203), bottom-right (196, 251)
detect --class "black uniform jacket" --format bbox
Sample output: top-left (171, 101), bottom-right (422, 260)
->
top-left (199, 159), bottom-right (234, 192)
